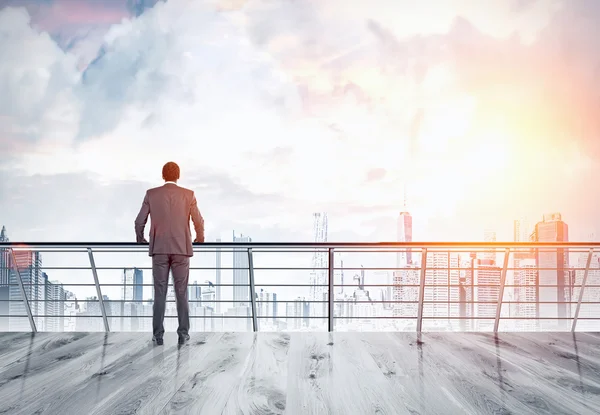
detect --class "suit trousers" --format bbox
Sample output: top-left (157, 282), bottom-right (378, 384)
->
top-left (152, 254), bottom-right (190, 338)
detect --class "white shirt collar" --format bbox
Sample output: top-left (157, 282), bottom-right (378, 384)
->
top-left (165, 181), bottom-right (177, 185)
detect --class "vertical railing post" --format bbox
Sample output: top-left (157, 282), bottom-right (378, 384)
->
top-left (9, 248), bottom-right (37, 332)
top-left (248, 248), bottom-right (258, 332)
top-left (416, 248), bottom-right (428, 333)
top-left (494, 248), bottom-right (511, 333)
top-left (87, 248), bottom-right (110, 332)
top-left (572, 248), bottom-right (594, 332)
top-left (328, 248), bottom-right (335, 332)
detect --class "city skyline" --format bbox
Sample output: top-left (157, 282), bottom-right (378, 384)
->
top-left (2, 1), bottom-right (600, 245)
top-left (2, 207), bottom-right (598, 332)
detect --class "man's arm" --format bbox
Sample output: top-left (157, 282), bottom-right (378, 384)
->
top-left (134, 191), bottom-right (150, 243)
top-left (190, 192), bottom-right (205, 243)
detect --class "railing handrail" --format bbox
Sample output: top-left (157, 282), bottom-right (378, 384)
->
top-left (2, 241), bottom-right (598, 334)
top-left (1, 241), bottom-right (599, 248)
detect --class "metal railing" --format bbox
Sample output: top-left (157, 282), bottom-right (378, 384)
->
top-left (1, 241), bottom-right (599, 333)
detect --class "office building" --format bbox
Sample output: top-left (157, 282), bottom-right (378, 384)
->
top-left (482, 229), bottom-right (497, 263)
top-left (514, 259), bottom-right (538, 331)
top-left (423, 251), bottom-right (460, 329)
top-left (233, 231), bottom-right (251, 308)
top-left (122, 268), bottom-right (143, 302)
top-left (532, 213), bottom-right (570, 330)
top-left (397, 209), bottom-right (413, 267)
top-left (9, 250), bottom-right (44, 331)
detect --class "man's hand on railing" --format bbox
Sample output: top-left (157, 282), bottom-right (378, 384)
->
top-left (137, 238), bottom-right (148, 244)
top-left (194, 237), bottom-right (204, 243)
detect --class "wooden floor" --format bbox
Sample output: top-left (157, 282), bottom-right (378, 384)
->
top-left (0, 332), bottom-right (599, 415)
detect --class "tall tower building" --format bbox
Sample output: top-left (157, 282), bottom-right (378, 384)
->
top-left (310, 213), bottom-right (328, 320)
top-left (122, 268), bottom-right (144, 302)
top-left (0, 226), bottom-right (10, 286)
top-left (514, 259), bottom-right (538, 331)
top-left (514, 218), bottom-right (530, 243)
top-left (46, 278), bottom-right (66, 332)
top-left (9, 250), bottom-right (44, 331)
top-left (533, 213), bottom-right (569, 330)
top-left (473, 259), bottom-right (502, 331)
top-left (233, 231), bottom-right (251, 308)
top-left (396, 189), bottom-right (413, 267)
top-left (482, 229), bottom-right (497, 263)
top-left (0, 226), bottom-right (10, 330)
top-left (423, 251), bottom-right (460, 329)
top-left (513, 218), bottom-right (533, 267)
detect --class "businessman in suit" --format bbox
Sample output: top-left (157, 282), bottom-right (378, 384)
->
top-left (135, 162), bottom-right (204, 345)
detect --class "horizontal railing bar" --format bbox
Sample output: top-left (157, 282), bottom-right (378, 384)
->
top-left (6, 283), bottom-right (600, 289)
top-left (7, 316), bottom-right (599, 321)
top-left (2, 266), bottom-right (596, 272)
top-left (3, 241), bottom-right (600, 248)
top-left (4, 300), bottom-right (600, 305)
top-left (3, 300), bottom-right (600, 306)
top-left (14, 315), bottom-right (329, 319)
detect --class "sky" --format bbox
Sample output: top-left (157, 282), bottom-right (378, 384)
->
top-left (2, 0), bottom-right (600, 249)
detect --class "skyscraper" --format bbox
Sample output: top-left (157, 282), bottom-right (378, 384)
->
top-left (233, 231), bottom-right (251, 307)
top-left (423, 251), bottom-right (460, 329)
top-left (472, 259), bottom-right (502, 331)
top-left (514, 259), bottom-right (538, 331)
top-left (393, 193), bottom-right (415, 322)
top-left (122, 268), bottom-right (144, 302)
top-left (0, 226), bottom-right (10, 286)
top-left (46, 278), bottom-right (66, 332)
top-left (9, 250), bottom-right (44, 331)
top-left (396, 193), bottom-right (413, 267)
top-left (0, 226), bottom-right (9, 331)
top-left (482, 229), bottom-right (497, 263)
top-left (533, 213), bottom-right (569, 330)
top-left (514, 218), bottom-right (530, 243)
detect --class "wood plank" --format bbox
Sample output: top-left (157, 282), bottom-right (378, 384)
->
top-left (358, 331), bottom-right (456, 414)
top-left (0, 332), bottom-right (110, 395)
top-left (328, 332), bottom-right (412, 414)
top-left (428, 333), bottom-right (597, 414)
top-left (0, 333), bottom-right (152, 414)
top-left (0, 332), bottom-right (60, 373)
top-left (413, 332), bottom-right (537, 414)
top-left (156, 332), bottom-right (256, 415)
top-left (220, 332), bottom-right (290, 415)
top-left (42, 332), bottom-right (224, 415)
top-left (461, 333), bottom-right (600, 412)
top-left (475, 332), bottom-right (600, 382)
top-left (285, 332), bottom-right (333, 414)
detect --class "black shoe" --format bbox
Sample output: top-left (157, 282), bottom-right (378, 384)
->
top-left (178, 334), bottom-right (190, 345)
top-left (153, 336), bottom-right (164, 345)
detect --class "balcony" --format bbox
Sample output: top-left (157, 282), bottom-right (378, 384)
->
top-left (0, 241), bottom-right (599, 414)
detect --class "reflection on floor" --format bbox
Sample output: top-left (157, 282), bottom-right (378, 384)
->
top-left (0, 331), bottom-right (599, 414)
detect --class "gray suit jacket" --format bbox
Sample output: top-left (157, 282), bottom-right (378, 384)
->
top-left (134, 183), bottom-right (204, 256)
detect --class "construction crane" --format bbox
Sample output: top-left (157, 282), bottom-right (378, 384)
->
top-left (310, 213), bottom-right (328, 315)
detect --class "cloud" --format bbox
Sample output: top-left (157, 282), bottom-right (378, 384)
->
top-left (0, 168), bottom-right (299, 242)
top-left (126, 0), bottom-right (164, 17)
top-left (0, 7), bottom-right (81, 156)
top-left (2, 0), bottom-right (600, 244)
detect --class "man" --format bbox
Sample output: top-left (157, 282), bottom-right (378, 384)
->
top-left (135, 162), bottom-right (204, 345)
